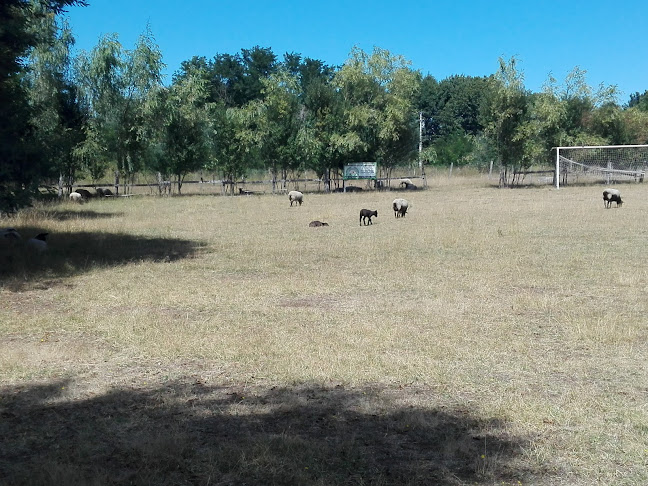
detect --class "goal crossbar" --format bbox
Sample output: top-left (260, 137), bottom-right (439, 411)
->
top-left (554, 144), bottom-right (648, 188)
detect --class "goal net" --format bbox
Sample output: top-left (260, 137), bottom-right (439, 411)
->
top-left (554, 145), bottom-right (648, 188)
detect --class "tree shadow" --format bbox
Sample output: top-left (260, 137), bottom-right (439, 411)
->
top-left (0, 380), bottom-right (542, 485)
top-left (0, 230), bottom-right (205, 291)
top-left (38, 209), bottom-right (126, 221)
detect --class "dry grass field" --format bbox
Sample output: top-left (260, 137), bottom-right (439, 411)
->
top-left (1, 176), bottom-right (647, 485)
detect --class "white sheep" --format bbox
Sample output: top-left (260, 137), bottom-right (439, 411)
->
top-left (26, 233), bottom-right (48, 252)
top-left (69, 191), bottom-right (83, 203)
top-left (603, 188), bottom-right (623, 208)
top-left (288, 190), bottom-right (304, 206)
top-left (393, 198), bottom-right (409, 218)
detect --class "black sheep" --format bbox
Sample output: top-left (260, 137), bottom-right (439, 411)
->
top-left (359, 209), bottom-right (378, 226)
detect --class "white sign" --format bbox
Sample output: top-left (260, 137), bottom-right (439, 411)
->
top-left (343, 163), bottom-right (377, 180)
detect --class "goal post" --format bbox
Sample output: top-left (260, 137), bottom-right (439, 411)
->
top-left (554, 144), bottom-right (648, 189)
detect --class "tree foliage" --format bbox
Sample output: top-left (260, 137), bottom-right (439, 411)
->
top-left (75, 28), bottom-right (164, 192)
top-left (0, 0), bottom-right (86, 212)
top-left (6, 9), bottom-right (648, 204)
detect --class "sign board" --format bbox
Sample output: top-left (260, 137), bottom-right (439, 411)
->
top-left (343, 162), bottom-right (377, 180)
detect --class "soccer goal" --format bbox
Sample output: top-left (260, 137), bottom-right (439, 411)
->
top-left (554, 144), bottom-right (648, 188)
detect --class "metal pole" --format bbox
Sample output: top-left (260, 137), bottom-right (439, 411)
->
top-left (555, 147), bottom-right (560, 189)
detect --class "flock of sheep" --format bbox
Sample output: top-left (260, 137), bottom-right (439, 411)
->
top-left (288, 189), bottom-right (411, 228)
top-left (69, 187), bottom-right (114, 203)
top-left (0, 186), bottom-right (626, 256)
top-left (0, 228), bottom-right (48, 252)
top-left (293, 186), bottom-right (626, 229)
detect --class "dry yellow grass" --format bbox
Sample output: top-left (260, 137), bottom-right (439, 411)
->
top-left (1, 177), bottom-right (647, 484)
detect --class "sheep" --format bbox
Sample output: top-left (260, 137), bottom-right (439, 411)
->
top-left (69, 191), bottom-right (83, 203)
top-left (309, 220), bottom-right (329, 227)
top-left (26, 233), bottom-right (48, 252)
top-left (393, 198), bottom-right (409, 218)
top-left (400, 180), bottom-right (417, 190)
top-left (1, 228), bottom-right (21, 244)
top-left (288, 190), bottom-right (304, 206)
top-left (344, 185), bottom-right (363, 192)
top-left (359, 209), bottom-right (378, 226)
top-left (95, 188), bottom-right (105, 197)
top-left (102, 188), bottom-right (114, 197)
top-left (603, 188), bottom-right (623, 208)
top-left (75, 188), bottom-right (93, 199)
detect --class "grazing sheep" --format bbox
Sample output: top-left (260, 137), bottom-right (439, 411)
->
top-left (69, 191), bottom-right (83, 203)
top-left (102, 188), bottom-right (114, 197)
top-left (359, 209), bottom-right (378, 226)
top-left (26, 233), bottom-right (48, 252)
top-left (603, 188), bottom-right (623, 208)
top-left (309, 220), bottom-right (329, 227)
top-left (288, 190), bottom-right (304, 206)
top-left (75, 188), bottom-right (93, 199)
top-left (95, 188), bottom-right (105, 197)
top-left (393, 198), bottom-right (409, 218)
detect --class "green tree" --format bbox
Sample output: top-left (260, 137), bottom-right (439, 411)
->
top-left (254, 69), bottom-right (305, 192)
top-left (483, 57), bottom-right (531, 185)
top-left (627, 91), bottom-right (648, 111)
top-left (175, 46), bottom-right (278, 107)
top-left (207, 104), bottom-right (260, 194)
top-left (334, 46), bottom-right (419, 181)
top-left (75, 28), bottom-right (164, 193)
top-left (0, 0), bottom-right (86, 212)
top-left (621, 108), bottom-right (648, 144)
top-left (24, 6), bottom-right (85, 195)
top-left (157, 76), bottom-right (211, 194)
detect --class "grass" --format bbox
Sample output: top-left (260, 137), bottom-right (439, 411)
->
top-left (1, 176), bottom-right (648, 485)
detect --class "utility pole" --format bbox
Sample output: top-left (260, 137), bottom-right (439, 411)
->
top-left (419, 111), bottom-right (427, 186)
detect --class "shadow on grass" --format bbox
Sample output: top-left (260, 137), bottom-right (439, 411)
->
top-left (0, 380), bottom-right (538, 485)
top-left (37, 209), bottom-right (127, 221)
top-left (0, 230), bottom-right (204, 291)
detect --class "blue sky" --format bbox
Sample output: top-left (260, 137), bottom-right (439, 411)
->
top-left (64, 0), bottom-right (647, 102)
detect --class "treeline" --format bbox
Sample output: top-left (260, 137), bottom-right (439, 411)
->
top-left (2, 1), bottom-right (648, 212)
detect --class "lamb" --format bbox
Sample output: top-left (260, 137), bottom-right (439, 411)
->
top-left (359, 209), bottom-right (378, 225)
top-left (102, 188), bottom-right (114, 196)
top-left (393, 198), bottom-right (409, 218)
top-left (95, 188), bottom-right (105, 197)
top-left (309, 220), bottom-right (329, 227)
top-left (69, 191), bottom-right (83, 203)
top-left (603, 188), bottom-right (623, 208)
top-left (288, 190), bottom-right (304, 206)
top-left (26, 233), bottom-right (48, 252)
